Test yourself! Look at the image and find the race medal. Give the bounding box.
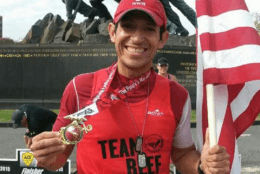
[60,103,98,144]
[138,153,147,168]
[85,124,93,132]
[136,136,143,152]
[60,121,85,144]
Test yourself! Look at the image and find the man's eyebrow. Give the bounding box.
[144,22,156,27]
[148,22,156,26]
[143,19,157,26]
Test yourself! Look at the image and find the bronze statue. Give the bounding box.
[160,0,197,36]
[89,0,115,21]
[62,0,195,37]
[88,0,194,36]
[62,0,99,22]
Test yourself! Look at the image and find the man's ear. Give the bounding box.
[158,31,169,49]
[108,23,116,43]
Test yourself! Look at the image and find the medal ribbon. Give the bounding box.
[67,63,151,120]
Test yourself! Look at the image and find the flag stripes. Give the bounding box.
[198,4,260,85]
[196,0,260,173]
[196,0,248,17]
[201,28,260,51]
[232,82,260,137]
[231,81,260,121]
[203,63,260,85]
[198,10,255,35]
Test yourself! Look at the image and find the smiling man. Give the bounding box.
[30,0,230,173]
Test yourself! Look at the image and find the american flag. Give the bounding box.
[195,0,260,173]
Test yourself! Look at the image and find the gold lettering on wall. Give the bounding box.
[177,61,197,88]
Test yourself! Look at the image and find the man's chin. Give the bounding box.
[124,60,146,69]
[125,64,150,75]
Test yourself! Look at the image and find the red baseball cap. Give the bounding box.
[114,0,167,30]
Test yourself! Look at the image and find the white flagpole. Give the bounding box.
[206,84,217,147]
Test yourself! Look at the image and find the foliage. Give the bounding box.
[0,109,59,122]
[254,21,260,33]
[253,13,260,35]
[0,38,14,44]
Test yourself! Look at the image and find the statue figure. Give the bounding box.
[88,0,194,36]
[166,19,178,35]
[88,0,177,35]
[62,0,99,22]
[62,0,194,37]
[160,0,197,36]
[89,0,115,21]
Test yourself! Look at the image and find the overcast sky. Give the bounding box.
[0,0,259,41]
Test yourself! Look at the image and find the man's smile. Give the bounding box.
[125,46,147,54]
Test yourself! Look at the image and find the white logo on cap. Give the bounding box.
[132,0,145,6]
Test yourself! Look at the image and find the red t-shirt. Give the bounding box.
[53,68,193,174]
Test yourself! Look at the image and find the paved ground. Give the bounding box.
[190,125,260,174]
[0,127,77,173]
[0,125,259,173]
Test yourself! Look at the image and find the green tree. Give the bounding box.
[255,21,260,36]
[253,13,260,35]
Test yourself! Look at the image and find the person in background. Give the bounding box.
[157,57,178,82]
[11,104,57,148]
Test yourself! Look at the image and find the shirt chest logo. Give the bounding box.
[147,109,164,117]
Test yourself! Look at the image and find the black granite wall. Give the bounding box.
[0,44,196,109]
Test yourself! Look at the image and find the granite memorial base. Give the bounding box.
[0,43,196,109]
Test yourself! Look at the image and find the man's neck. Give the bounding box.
[117,64,151,79]
[158,72,167,78]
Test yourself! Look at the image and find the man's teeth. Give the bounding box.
[127,47,145,53]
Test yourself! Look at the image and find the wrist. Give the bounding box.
[37,156,57,171]
[198,161,205,174]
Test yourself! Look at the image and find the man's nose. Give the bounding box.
[130,29,144,43]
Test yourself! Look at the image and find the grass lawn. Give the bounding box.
[0,109,259,123]
[191,110,196,122]
[190,111,260,122]
[0,109,59,122]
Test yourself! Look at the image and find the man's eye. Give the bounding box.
[145,27,156,32]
